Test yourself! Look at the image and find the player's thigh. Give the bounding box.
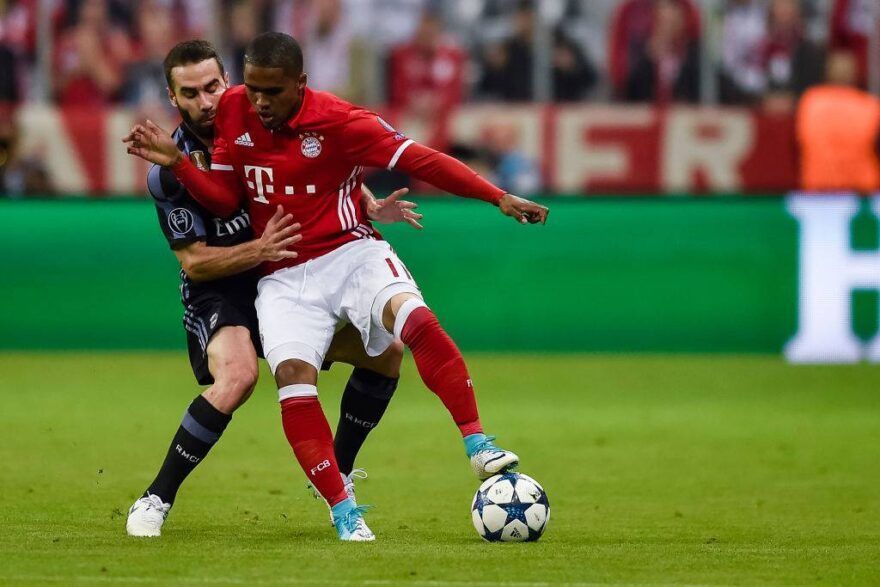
[256,268,338,375]
[326,323,403,378]
[335,240,421,358]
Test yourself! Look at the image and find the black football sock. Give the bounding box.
[145,394,231,505]
[334,368,398,475]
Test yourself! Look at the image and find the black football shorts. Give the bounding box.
[182,291,262,385]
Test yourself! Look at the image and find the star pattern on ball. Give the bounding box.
[471,473,550,542]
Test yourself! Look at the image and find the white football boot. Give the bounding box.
[308,468,368,525]
[332,500,376,542]
[466,434,520,480]
[126,494,171,537]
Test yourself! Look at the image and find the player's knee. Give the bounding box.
[372,340,403,379]
[211,362,259,411]
[383,294,429,339]
[274,358,317,388]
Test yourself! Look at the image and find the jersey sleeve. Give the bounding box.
[147,164,208,249]
[170,91,247,217]
[343,109,505,205]
[343,109,415,169]
[171,155,244,218]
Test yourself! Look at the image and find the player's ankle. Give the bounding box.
[459,421,483,438]
[463,433,489,457]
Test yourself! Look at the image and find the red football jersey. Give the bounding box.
[172,85,505,274]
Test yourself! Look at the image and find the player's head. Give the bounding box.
[243,32,307,130]
[164,40,229,136]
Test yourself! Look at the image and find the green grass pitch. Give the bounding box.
[1,353,878,585]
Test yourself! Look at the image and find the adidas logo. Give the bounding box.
[234,132,254,147]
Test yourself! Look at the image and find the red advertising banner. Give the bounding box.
[15,104,799,195]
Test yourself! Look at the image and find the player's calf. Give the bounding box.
[382,292,519,478]
[274,359,351,517]
[127,327,256,537]
[383,293,482,436]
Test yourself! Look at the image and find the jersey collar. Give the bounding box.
[283,87,312,132]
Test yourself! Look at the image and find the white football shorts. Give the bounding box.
[256,239,421,373]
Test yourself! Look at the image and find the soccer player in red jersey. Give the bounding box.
[125,32,549,541]
[125,41,424,538]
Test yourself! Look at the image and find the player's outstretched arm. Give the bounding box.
[361,185,424,229]
[175,206,301,282]
[395,144,549,225]
[123,119,243,217]
[343,113,547,225]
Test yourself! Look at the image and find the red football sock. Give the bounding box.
[400,306,483,437]
[280,396,348,506]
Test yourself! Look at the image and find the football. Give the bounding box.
[471,472,550,542]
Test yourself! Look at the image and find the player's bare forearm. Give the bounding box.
[175,206,301,281]
[175,240,266,282]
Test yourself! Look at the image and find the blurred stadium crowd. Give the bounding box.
[0,0,877,196]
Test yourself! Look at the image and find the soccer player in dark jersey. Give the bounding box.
[126,41,423,537]
[125,32,548,541]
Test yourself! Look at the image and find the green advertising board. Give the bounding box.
[0,196,876,355]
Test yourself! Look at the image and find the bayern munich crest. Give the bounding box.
[301,136,322,158]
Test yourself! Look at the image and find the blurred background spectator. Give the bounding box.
[478,0,537,101]
[829,0,872,88]
[797,49,880,192]
[481,122,541,194]
[720,0,768,105]
[551,25,598,101]
[225,0,261,85]
[624,0,700,103]
[477,0,597,102]
[298,0,356,98]
[53,0,133,106]
[609,0,700,99]
[389,10,464,114]
[123,1,175,107]
[760,0,825,113]
[389,10,465,147]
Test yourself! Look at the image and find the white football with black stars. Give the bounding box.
[471,472,549,542]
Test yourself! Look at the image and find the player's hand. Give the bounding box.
[122,119,185,167]
[499,193,549,225]
[366,188,424,229]
[258,205,302,262]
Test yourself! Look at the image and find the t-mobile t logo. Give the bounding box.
[310,459,331,476]
[244,165,274,204]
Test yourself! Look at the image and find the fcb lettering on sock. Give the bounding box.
[280,393,348,507]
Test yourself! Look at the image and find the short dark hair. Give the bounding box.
[244,32,304,78]
[163,40,226,90]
